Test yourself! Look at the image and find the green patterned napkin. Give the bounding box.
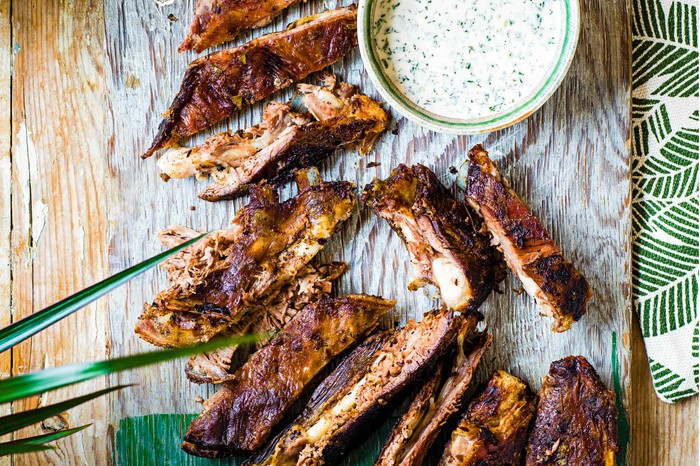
[632,0,699,402]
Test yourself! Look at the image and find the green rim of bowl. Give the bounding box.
[358,0,580,133]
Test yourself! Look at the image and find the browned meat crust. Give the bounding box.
[376,316,492,466]
[180,0,302,53]
[525,356,618,466]
[464,145,592,332]
[181,295,396,457]
[249,308,461,466]
[363,164,505,313]
[439,371,535,466]
[157,75,388,201]
[144,6,358,158]
[248,331,392,466]
[134,172,355,349]
[183,261,348,384]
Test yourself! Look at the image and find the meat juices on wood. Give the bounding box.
[144,6,358,157]
[464,145,592,332]
[363,164,505,313]
[182,295,396,457]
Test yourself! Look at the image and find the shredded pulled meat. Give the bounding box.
[134,169,356,349]
[157,75,388,201]
[363,164,505,313]
[464,145,592,332]
[439,371,536,466]
[184,261,348,384]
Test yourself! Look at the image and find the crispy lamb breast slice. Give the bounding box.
[250,308,461,466]
[184,261,348,384]
[182,295,396,458]
[525,356,618,466]
[464,145,592,332]
[248,331,393,466]
[363,164,505,312]
[157,76,388,201]
[376,316,492,466]
[144,6,358,157]
[134,171,355,348]
[179,0,303,53]
[439,370,535,466]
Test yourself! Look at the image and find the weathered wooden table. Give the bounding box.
[0,1,697,464]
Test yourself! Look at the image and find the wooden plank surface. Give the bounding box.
[0,0,695,464]
[7,1,111,464]
[0,0,11,457]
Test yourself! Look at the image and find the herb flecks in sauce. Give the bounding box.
[372,0,563,119]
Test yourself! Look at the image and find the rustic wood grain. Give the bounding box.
[2,0,696,464]
[630,317,699,465]
[0,0,11,457]
[8,1,111,464]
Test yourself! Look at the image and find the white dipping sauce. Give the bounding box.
[372,0,563,119]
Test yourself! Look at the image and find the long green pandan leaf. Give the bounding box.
[0,233,209,354]
[0,386,125,436]
[0,444,54,455]
[0,425,91,456]
[0,334,259,404]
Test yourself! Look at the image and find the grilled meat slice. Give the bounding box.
[439,371,535,466]
[179,0,303,53]
[157,75,388,201]
[251,308,461,466]
[182,295,396,457]
[525,356,618,466]
[134,171,356,348]
[464,145,592,332]
[248,331,393,466]
[144,6,358,158]
[376,318,492,466]
[184,261,348,384]
[363,164,505,312]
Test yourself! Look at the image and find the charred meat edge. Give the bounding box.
[376,317,492,466]
[525,356,618,466]
[247,331,392,466]
[181,295,396,457]
[180,0,303,53]
[144,6,358,157]
[363,164,505,313]
[438,370,535,466]
[250,308,461,466]
[157,75,389,201]
[464,145,592,332]
[134,170,356,348]
[184,261,348,384]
